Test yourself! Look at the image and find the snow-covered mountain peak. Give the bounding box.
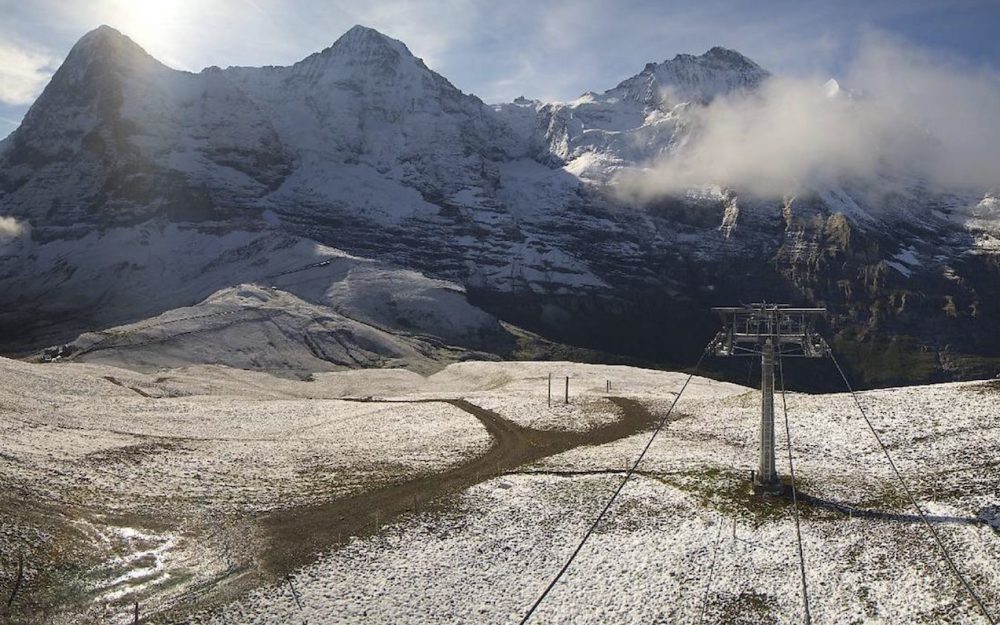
[702,46,761,67]
[62,24,163,77]
[609,46,769,109]
[307,25,416,71]
[530,46,769,169]
[0,24,174,176]
[285,23,437,88]
[331,25,414,58]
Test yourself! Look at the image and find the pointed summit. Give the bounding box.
[332,25,413,56]
[64,25,160,72]
[290,24,431,86]
[702,46,762,69]
[609,46,769,108]
[43,24,167,95]
[311,24,418,67]
[76,24,130,45]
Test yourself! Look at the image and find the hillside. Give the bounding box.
[1,357,996,623]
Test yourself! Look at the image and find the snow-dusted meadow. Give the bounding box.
[1,357,998,624]
[192,368,999,624]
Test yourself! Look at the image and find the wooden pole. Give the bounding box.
[548,373,552,407]
[564,376,569,404]
[134,601,139,624]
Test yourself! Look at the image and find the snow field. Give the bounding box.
[3,357,997,623]
[2,388,491,514]
[0,357,495,622]
[193,470,999,624]
[191,371,999,624]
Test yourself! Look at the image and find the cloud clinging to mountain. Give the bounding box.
[616,33,1000,199]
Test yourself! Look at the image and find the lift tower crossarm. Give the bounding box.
[709,303,828,494]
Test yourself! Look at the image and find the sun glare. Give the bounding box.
[97,0,192,68]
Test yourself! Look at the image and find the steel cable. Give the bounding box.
[830,352,996,625]
[778,355,812,624]
[518,346,711,624]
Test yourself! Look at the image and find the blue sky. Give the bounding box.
[1,0,998,138]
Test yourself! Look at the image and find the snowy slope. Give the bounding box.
[0,355,493,622]
[60,284,491,374]
[0,220,511,359]
[1,24,999,383]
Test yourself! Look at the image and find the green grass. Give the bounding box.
[713,590,778,625]
[831,333,939,387]
[649,467,836,524]
[857,483,910,511]
[966,379,1000,396]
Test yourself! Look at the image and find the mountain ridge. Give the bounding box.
[607,45,770,109]
[2,24,999,388]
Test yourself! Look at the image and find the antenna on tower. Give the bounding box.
[709,303,828,495]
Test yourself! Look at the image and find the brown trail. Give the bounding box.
[260,396,659,578]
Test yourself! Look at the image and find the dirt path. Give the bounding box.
[259,396,659,578]
[152,396,665,620]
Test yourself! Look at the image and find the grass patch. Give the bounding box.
[941,353,1000,380]
[649,467,838,524]
[831,333,939,387]
[856,483,910,511]
[709,590,778,625]
[966,379,1000,395]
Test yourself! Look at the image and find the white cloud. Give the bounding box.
[0,216,29,240]
[616,33,1000,199]
[847,32,1000,190]
[0,41,58,105]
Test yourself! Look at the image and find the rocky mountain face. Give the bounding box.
[1,25,998,387]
